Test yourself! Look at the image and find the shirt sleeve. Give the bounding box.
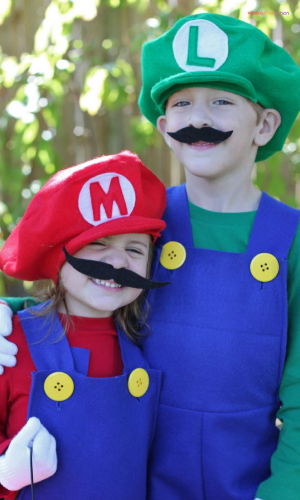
[256,222,300,500]
[0,298,36,315]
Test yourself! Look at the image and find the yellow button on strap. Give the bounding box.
[250,253,279,283]
[128,368,149,398]
[160,241,186,270]
[44,372,74,402]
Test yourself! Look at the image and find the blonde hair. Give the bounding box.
[247,99,265,124]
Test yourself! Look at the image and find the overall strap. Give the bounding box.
[18,305,75,372]
[158,184,194,247]
[117,324,150,372]
[246,192,300,259]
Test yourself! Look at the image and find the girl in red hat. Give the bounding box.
[0,151,167,500]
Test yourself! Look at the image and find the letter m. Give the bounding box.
[89,177,128,221]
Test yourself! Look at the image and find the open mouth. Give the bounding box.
[191,140,216,145]
[90,278,122,288]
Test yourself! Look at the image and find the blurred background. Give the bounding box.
[0,0,299,296]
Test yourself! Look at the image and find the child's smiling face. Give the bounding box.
[59,233,151,318]
[157,87,280,184]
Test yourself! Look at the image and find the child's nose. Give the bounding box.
[188,103,213,128]
[101,249,128,269]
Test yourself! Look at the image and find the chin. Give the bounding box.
[186,165,224,179]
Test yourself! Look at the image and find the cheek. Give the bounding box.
[169,117,185,132]
[128,288,143,303]
[130,257,149,279]
[59,266,69,287]
[169,140,185,158]
[140,259,150,278]
[233,128,255,148]
[165,110,185,128]
[118,287,143,310]
[60,266,85,290]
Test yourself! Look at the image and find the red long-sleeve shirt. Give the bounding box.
[0,313,123,499]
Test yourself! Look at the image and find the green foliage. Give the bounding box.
[0,0,300,295]
[0,0,13,25]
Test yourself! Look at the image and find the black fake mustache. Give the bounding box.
[167,126,233,144]
[63,248,170,290]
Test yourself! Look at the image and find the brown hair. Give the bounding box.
[247,99,265,124]
[29,244,153,344]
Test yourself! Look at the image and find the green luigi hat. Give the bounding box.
[138,13,300,161]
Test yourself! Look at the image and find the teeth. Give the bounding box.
[192,141,212,145]
[91,278,122,288]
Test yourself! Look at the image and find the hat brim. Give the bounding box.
[151,71,257,117]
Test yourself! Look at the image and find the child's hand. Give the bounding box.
[0,417,57,490]
[0,302,17,375]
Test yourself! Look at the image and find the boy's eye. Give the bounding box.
[214,99,232,105]
[173,100,190,107]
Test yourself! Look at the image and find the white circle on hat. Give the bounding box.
[173,19,228,72]
[78,172,136,226]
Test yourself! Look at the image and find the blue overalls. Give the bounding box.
[144,184,300,500]
[17,308,162,500]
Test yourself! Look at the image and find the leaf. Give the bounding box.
[22,120,39,145]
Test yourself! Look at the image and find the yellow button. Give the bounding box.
[128,368,149,398]
[250,253,279,282]
[44,372,74,402]
[160,241,186,270]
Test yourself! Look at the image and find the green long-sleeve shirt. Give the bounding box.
[3,198,300,499]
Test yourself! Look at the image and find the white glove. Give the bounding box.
[0,303,17,375]
[0,417,57,490]
[0,302,13,337]
[0,334,18,375]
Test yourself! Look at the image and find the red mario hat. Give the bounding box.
[0,151,166,282]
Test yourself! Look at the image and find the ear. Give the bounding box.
[157,115,172,148]
[254,109,282,147]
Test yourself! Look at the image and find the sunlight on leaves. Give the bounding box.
[0,0,12,25]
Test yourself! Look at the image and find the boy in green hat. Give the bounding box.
[137,13,300,500]
[0,12,300,500]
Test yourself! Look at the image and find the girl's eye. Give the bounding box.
[89,241,106,247]
[214,99,232,105]
[127,248,143,255]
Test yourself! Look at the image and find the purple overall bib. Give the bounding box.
[17,308,162,499]
[144,185,300,500]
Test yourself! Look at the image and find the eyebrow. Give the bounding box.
[127,240,149,249]
[96,237,149,249]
